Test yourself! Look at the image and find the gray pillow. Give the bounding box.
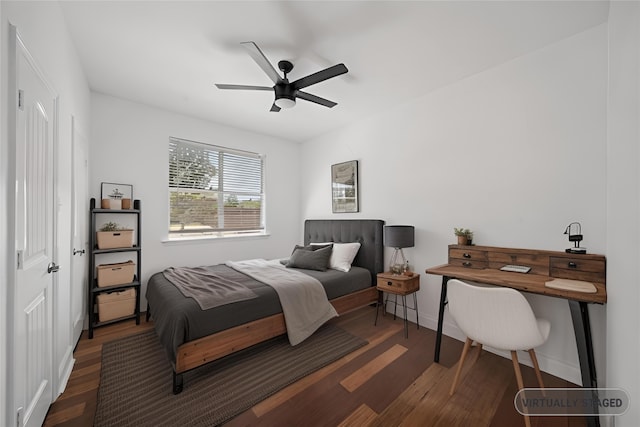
[290,244,332,254]
[280,244,333,265]
[286,244,333,271]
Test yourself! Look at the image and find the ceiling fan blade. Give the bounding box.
[241,41,282,85]
[296,91,337,108]
[270,103,281,112]
[292,63,348,90]
[215,84,272,91]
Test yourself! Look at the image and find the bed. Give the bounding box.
[146,219,385,393]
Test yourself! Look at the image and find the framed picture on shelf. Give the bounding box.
[100,182,133,209]
[331,160,359,213]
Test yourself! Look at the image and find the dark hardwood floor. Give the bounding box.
[44,307,587,426]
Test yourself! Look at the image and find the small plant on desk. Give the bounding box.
[454,228,473,245]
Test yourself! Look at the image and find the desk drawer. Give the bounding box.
[550,256,606,283]
[448,259,488,269]
[449,248,488,262]
[449,248,488,269]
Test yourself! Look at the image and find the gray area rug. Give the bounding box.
[94,324,367,426]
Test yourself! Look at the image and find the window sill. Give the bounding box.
[161,232,270,245]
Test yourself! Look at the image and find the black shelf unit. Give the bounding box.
[88,197,141,338]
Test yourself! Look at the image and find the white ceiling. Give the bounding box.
[59,1,609,142]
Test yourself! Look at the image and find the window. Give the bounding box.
[168,137,265,239]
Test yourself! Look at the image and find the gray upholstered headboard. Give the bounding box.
[304,219,385,286]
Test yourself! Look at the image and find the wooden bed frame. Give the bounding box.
[170,219,385,393]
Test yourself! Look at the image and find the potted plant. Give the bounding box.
[97,221,134,249]
[454,228,473,245]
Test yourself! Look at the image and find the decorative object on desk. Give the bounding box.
[384,225,415,274]
[101,182,133,210]
[453,227,473,245]
[563,222,587,254]
[331,160,359,213]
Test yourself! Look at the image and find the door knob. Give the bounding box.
[47,262,60,274]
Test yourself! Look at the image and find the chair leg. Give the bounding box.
[474,343,483,363]
[511,351,531,427]
[528,349,545,390]
[450,337,473,396]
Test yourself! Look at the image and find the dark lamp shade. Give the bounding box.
[384,225,415,249]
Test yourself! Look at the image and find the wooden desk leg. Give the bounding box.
[434,276,449,363]
[568,300,600,427]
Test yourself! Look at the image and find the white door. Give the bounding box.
[70,117,88,344]
[12,28,58,427]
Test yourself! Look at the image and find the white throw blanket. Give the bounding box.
[226,259,338,345]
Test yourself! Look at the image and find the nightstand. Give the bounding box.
[374,272,420,338]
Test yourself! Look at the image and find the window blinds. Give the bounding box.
[169,137,264,236]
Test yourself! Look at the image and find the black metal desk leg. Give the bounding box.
[568,300,600,427]
[402,295,408,338]
[374,291,380,326]
[414,293,419,330]
[434,276,449,363]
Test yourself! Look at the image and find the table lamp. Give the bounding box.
[384,225,415,274]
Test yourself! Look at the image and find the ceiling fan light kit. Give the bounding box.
[215,41,348,112]
[274,97,296,109]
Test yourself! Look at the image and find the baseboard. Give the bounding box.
[73,313,84,345]
[56,346,75,397]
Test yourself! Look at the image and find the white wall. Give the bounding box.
[0,1,91,425]
[606,2,640,426]
[0,2,5,424]
[90,93,302,308]
[301,24,608,384]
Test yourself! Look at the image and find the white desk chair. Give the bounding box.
[447,279,551,427]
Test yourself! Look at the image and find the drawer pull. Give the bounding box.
[463,253,471,258]
[462,262,472,267]
[568,262,577,269]
[387,281,393,286]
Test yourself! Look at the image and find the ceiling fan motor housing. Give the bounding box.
[274,83,296,104]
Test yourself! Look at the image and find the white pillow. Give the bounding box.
[311,242,361,272]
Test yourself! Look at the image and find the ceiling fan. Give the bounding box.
[215,41,348,112]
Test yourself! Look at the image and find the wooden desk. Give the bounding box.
[427,245,606,427]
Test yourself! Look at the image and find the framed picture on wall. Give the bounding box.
[331,160,359,213]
